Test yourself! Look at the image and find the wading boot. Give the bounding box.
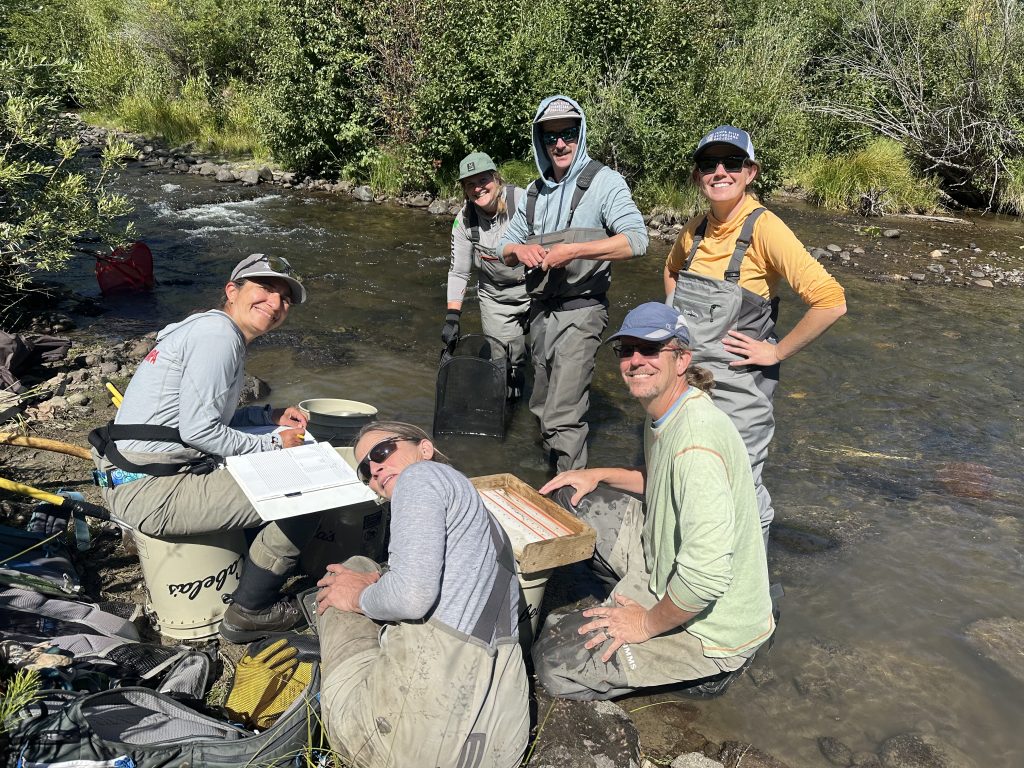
[220,563,304,643]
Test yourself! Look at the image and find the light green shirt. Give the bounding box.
[643,388,773,656]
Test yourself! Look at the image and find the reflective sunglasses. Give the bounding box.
[356,438,414,483]
[541,126,580,146]
[611,341,684,359]
[232,254,300,280]
[695,155,749,174]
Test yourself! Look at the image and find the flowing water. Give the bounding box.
[58,169,1023,766]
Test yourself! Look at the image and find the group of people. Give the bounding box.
[89,94,846,767]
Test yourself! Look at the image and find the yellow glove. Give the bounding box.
[225,638,299,729]
[252,660,313,729]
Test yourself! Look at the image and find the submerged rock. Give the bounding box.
[964,617,1024,684]
[818,736,854,766]
[719,741,792,768]
[878,732,963,768]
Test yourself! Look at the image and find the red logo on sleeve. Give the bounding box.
[144,349,159,364]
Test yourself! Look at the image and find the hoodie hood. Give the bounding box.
[532,95,591,189]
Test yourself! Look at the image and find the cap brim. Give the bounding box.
[535,113,581,124]
[693,141,753,161]
[604,327,676,344]
[237,270,307,304]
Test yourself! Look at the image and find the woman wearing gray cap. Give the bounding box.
[89,254,316,641]
[441,152,529,397]
[664,126,847,545]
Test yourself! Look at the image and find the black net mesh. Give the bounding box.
[433,335,509,438]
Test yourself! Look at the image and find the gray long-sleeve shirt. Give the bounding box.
[359,461,518,638]
[113,310,275,463]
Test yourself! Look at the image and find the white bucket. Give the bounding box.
[133,529,247,640]
[298,398,377,446]
[516,565,552,645]
[299,448,388,578]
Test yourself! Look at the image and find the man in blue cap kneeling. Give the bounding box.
[533,302,775,699]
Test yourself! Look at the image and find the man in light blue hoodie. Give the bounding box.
[500,95,647,472]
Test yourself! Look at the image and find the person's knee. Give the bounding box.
[341,555,382,574]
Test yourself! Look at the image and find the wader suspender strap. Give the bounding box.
[684,207,767,283]
[88,422,220,477]
[466,185,517,245]
[524,160,605,237]
[469,515,517,643]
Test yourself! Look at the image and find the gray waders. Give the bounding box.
[467,185,531,372]
[321,518,528,768]
[670,208,779,543]
[523,160,611,472]
[532,485,753,700]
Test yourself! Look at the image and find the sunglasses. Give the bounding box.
[356,438,414,484]
[232,254,301,280]
[541,126,580,146]
[611,341,684,359]
[695,155,749,174]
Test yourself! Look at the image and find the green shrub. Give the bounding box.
[794,138,940,214]
[499,159,538,190]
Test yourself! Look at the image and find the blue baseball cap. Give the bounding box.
[606,302,690,347]
[693,125,756,162]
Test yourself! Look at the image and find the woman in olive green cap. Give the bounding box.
[441,152,529,398]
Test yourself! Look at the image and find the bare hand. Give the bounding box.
[316,563,381,614]
[507,243,546,269]
[541,243,577,270]
[538,469,602,505]
[278,427,306,449]
[272,406,308,428]
[580,594,653,662]
[723,330,781,367]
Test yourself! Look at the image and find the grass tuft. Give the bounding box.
[792,138,940,215]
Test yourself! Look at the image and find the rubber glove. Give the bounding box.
[26,502,70,536]
[224,638,299,729]
[441,309,461,346]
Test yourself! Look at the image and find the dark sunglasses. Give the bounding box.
[232,254,300,280]
[356,438,413,483]
[611,341,684,359]
[695,155,749,174]
[541,126,580,146]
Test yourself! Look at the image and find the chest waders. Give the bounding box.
[465,185,527,299]
[325,518,528,768]
[465,186,530,378]
[521,159,611,472]
[670,208,779,537]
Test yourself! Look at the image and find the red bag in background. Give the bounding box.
[95,242,154,295]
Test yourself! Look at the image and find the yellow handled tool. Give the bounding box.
[105,381,123,408]
[0,476,110,521]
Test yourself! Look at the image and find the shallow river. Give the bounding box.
[59,169,1023,766]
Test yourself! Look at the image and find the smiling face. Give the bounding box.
[542,118,581,181]
[354,430,433,499]
[617,336,693,418]
[462,171,501,213]
[692,144,759,221]
[224,277,292,343]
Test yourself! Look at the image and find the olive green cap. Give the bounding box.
[458,152,497,181]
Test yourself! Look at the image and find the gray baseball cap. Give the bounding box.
[534,98,582,124]
[458,152,497,181]
[693,125,756,162]
[230,254,307,305]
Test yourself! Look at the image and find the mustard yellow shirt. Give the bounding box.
[665,195,846,309]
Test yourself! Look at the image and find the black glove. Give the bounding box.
[441,309,461,346]
[26,502,71,536]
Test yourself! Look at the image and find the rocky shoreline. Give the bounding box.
[71,116,1024,291]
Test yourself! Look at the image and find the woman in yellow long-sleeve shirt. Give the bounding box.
[664,126,847,545]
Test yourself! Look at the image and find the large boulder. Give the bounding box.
[353,185,374,202]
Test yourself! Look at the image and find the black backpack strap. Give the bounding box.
[469,514,516,643]
[89,422,219,477]
[524,178,545,237]
[725,207,767,282]
[565,160,605,227]
[465,201,480,245]
[683,217,709,271]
